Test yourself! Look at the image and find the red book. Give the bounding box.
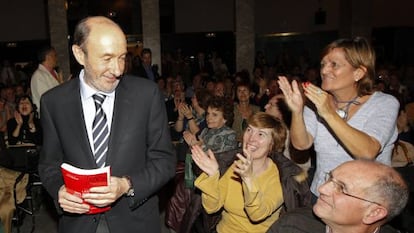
[61,163,111,214]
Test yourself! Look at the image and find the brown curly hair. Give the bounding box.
[207,96,234,127]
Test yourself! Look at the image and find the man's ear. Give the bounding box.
[362,205,388,225]
[72,45,85,66]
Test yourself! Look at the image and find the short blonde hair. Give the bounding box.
[321,37,376,96]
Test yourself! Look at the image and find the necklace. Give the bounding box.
[334,96,360,120]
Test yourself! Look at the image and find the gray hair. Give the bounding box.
[367,166,409,221]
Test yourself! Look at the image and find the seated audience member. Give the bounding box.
[156,77,169,101]
[204,78,216,94]
[173,89,212,161]
[397,107,414,144]
[165,79,187,123]
[14,84,26,99]
[190,112,288,233]
[214,80,225,97]
[7,95,42,145]
[165,76,175,100]
[165,94,237,233]
[183,96,237,154]
[232,82,261,143]
[0,97,11,138]
[175,88,212,137]
[223,75,235,101]
[254,75,270,110]
[3,87,16,116]
[267,159,409,233]
[185,74,203,99]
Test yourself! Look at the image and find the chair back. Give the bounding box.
[3,145,39,173]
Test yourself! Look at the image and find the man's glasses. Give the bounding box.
[324,172,382,206]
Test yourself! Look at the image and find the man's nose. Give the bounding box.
[318,179,334,196]
[111,59,124,77]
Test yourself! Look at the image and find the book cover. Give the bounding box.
[61,163,111,214]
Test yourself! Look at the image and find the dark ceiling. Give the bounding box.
[67,0,175,35]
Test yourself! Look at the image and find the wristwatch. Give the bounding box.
[123,176,135,197]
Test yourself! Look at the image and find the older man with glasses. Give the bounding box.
[267,159,409,233]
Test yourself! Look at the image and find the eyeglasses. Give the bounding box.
[324,172,382,206]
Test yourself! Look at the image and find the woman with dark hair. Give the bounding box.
[278,37,399,199]
[175,88,212,137]
[190,112,287,233]
[232,82,261,143]
[183,96,237,154]
[7,95,42,145]
[166,96,237,232]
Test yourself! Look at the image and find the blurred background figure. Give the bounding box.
[7,95,42,145]
[30,45,62,115]
[136,48,160,82]
[0,60,17,86]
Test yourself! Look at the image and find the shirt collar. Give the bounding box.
[79,69,115,100]
[325,225,380,233]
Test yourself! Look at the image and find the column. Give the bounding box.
[235,0,255,74]
[141,0,161,76]
[47,0,70,80]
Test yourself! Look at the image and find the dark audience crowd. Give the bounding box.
[0,37,413,233]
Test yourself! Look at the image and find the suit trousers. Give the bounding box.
[96,215,110,233]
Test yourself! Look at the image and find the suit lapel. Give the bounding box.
[106,79,132,165]
[64,79,96,165]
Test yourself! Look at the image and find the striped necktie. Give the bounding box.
[92,94,109,168]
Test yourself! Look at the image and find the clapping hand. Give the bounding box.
[233,149,253,179]
[301,81,334,118]
[190,145,219,177]
[183,130,198,146]
[278,76,304,114]
[14,111,23,125]
[178,103,193,119]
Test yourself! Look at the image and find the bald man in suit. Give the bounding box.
[38,16,176,233]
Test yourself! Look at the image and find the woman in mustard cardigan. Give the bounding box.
[190,112,286,233]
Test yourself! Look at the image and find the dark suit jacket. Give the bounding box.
[267,207,399,233]
[38,75,176,233]
[136,64,160,81]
